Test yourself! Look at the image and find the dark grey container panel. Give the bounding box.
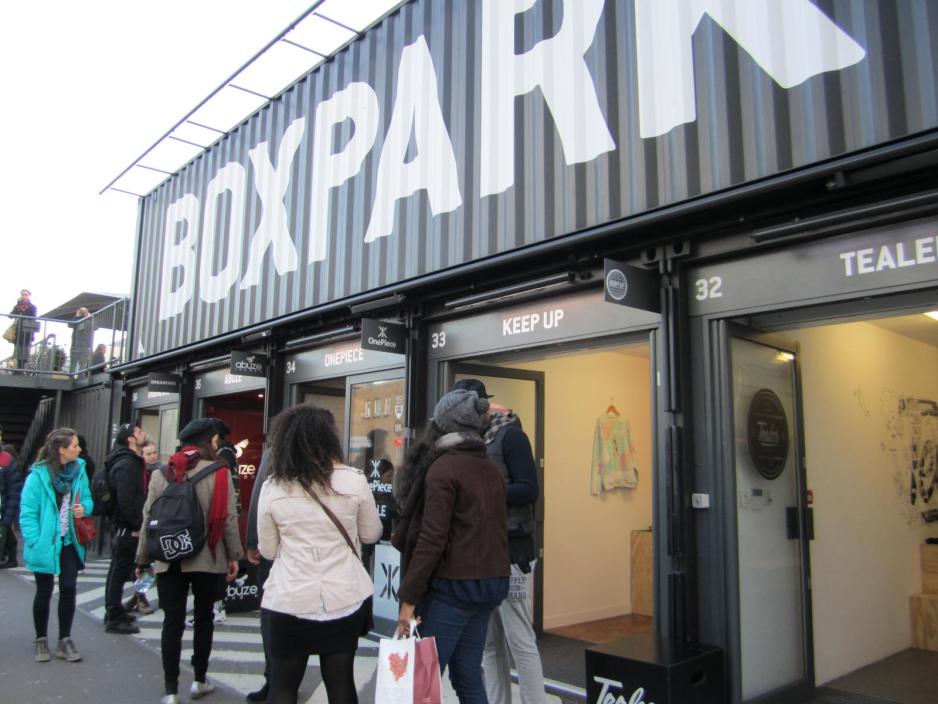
[133,0,938,359]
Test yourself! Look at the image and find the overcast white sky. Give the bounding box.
[0,0,314,319]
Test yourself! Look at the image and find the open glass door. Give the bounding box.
[449,362,546,634]
[345,369,406,624]
[721,323,814,704]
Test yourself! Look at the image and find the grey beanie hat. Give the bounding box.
[432,389,490,434]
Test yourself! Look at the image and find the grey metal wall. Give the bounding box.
[133,0,938,358]
[58,383,117,471]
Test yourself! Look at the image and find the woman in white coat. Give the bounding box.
[258,404,382,704]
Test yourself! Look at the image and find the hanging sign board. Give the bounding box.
[230,351,268,378]
[603,259,660,313]
[147,372,182,394]
[361,319,406,354]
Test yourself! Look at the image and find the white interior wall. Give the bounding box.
[511,348,653,629]
[795,321,937,684]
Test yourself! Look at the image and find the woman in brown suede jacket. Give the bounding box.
[392,389,509,704]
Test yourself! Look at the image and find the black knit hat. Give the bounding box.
[178,418,218,445]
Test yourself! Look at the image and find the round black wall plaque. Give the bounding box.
[747,388,789,480]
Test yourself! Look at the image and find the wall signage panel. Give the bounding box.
[360,319,406,354]
[193,366,266,398]
[688,217,938,317]
[131,0,938,359]
[285,342,402,382]
[230,350,269,378]
[427,290,659,361]
[132,387,180,409]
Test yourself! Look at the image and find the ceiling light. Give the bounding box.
[923,311,938,321]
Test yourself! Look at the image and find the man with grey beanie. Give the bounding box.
[392,388,510,703]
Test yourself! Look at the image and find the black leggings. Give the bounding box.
[269,652,357,704]
[33,543,81,640]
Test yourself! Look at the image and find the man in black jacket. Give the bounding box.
[103,423,148,634]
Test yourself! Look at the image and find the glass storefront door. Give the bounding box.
[722,324,814,704]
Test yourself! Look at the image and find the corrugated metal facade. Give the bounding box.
[132,0,938,359]
[58,383,118,471]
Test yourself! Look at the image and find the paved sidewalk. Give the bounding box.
[0,561,247,704]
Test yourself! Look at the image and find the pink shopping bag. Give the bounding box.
[413,636,442,704]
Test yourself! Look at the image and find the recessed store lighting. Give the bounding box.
[257,393,265,398]
[923,311,938,321]
[774,351,795,362]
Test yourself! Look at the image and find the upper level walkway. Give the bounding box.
[1,297,128,392]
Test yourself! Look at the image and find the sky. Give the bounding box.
[0,0,315,320]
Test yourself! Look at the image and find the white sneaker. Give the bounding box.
[190,679,215,699]
[213,605,226,624]
[159,695,179,704]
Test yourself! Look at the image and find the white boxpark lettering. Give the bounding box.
[634,0,866,138]
[838,236,938,276]
[199,162,247,304]
[241,117,306,288]
[156,0,868,320]
[480,0,614,197]
[501,308,565,336]
[365,36,461,243]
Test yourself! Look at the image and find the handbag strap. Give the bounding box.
[302,484,359,558]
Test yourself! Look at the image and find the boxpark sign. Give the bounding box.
[131,0,933,357]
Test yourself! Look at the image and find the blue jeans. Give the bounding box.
[419,588,501,704]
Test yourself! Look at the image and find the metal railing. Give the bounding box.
[1,299,129,377]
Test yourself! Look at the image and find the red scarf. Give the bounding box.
[167,446,229,560]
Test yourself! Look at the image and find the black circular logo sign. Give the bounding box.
[605,268,628,301]
[746,388,789,480]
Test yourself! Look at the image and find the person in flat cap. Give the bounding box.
[391,389,509,701]
[135,418,242,703]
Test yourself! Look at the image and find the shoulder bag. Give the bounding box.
[73,489,98,545]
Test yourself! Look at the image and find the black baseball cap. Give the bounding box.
[452,378,493,399]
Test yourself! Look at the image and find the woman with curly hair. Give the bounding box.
[258,404,382,704]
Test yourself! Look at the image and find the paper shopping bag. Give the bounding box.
[376,634,416,704]
[413,636,442,704]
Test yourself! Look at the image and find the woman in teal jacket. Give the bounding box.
[20,427,94,664]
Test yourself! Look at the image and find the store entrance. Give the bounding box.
[725,301,938,704]
[201,389,266,544]
[442,336,655,688]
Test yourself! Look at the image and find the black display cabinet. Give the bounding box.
[585,634,724,704]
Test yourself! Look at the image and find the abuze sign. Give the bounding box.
[230,350,268,378]
[134,0,930,358]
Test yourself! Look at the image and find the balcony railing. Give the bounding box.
[1,299,128,378]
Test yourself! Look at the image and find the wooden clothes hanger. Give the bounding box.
[606,398,619,415]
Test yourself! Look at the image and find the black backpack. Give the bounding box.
[146,462,226,563]
[90,462,116,517]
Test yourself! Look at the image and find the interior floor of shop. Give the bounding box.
[807,649,938,704]
[546,613,654,643]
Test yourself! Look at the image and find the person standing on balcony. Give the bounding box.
[69,307,93,372]
[11,289,37,369]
